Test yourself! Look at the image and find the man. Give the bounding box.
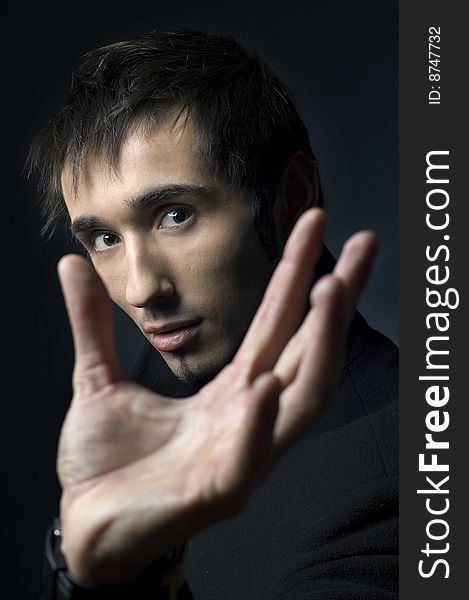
[29,30,398,599]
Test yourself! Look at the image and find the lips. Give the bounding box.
[147,320,202,352]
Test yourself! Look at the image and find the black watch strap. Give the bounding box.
[42,518,184,600]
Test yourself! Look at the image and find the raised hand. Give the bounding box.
[56,208,376,585]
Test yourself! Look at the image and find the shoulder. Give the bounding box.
[305,313,399,479]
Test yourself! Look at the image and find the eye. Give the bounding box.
[92,232,120,252]
[159,207,194,229]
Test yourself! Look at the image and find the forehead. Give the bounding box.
[61,118,213,217]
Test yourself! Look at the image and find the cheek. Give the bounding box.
[178,224,271,306]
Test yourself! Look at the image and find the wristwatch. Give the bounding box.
[42,518,183,600]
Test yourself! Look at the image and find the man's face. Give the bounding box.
[62,120,280,385]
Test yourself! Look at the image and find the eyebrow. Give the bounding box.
[70,183,215,239]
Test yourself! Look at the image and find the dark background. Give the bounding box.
[3,1,397,597]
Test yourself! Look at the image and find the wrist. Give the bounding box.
[59,491,190,585]
[59,495,142,585]
[44,518,183,599]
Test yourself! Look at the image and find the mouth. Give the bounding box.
[146,319,203,352]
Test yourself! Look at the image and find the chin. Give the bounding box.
[168,346,235,389]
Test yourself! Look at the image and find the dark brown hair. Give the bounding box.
[27,29,322,256]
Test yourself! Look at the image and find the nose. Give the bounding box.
[125,240,175,308]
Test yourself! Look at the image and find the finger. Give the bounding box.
[272,315,309,390]
[273,231,377,388]
[235,208,326,379]
[333,230,378,322]
[219,373,281,496]
[273,275,347,453]
[57,254,122,394]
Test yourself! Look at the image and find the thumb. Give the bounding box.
[57,254,123,394]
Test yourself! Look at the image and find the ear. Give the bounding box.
[274,151,321,240]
